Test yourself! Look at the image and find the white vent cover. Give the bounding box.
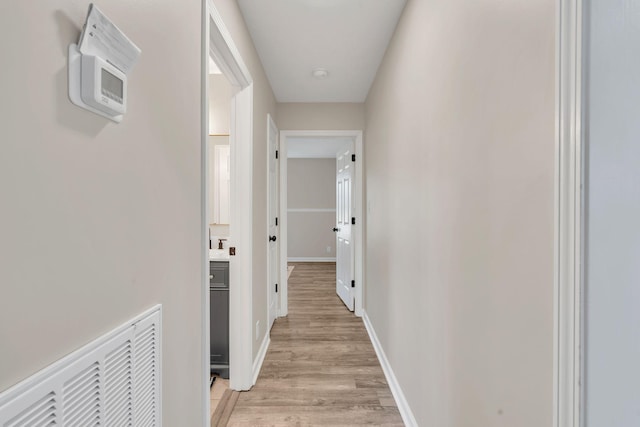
[0,305,162,427]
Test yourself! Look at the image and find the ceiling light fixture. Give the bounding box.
[312,68,329,79]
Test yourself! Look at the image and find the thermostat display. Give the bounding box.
[81,54,127,116]
[101,68,123,102]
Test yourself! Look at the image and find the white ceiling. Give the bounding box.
[287,136,354,158]
[237,0,407,103]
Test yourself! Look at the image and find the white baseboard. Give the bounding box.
[362,311,418,427]
[287,257,336,262]
[252,334,270,385]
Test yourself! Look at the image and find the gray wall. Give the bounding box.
[0,1,203,424]
[287,158,336,259]
[364,0,556,425]
[584,1,640,424]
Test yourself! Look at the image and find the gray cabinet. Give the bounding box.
[210,261,229,378]
[210,262,228,288]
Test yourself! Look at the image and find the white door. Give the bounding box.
[267,115,280,330]
[335,141,355,311]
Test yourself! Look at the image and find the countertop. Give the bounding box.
[209,249,230,261]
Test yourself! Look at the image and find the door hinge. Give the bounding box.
[351,280,355,288]
[351,154,356,162]
[229,247,236,256]
[275,217,278,226]
[275,283,278,293]
[351,217,356,225]
[275,150,279,159]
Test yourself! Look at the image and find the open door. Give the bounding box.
[267,115,280,330]
[335,140,355,311]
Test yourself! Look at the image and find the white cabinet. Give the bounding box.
[209,136,230,225]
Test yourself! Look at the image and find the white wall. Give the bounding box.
[209,73,232,135]
[208,69,232,239]
[364,0,555,425]
[287,158,336,259]
[212,0,278,360]
[277,103,364,130]
[0,1,203,424]
[584,1,640,424]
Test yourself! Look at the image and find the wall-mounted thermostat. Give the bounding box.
[68,4,140,123]
[81,54,127,116]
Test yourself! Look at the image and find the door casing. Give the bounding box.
[202,2,255,425]
[278,130,364,317]
[554,0,584,426]
[266,114,280,330]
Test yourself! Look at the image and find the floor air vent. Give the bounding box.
[0,305,161,427]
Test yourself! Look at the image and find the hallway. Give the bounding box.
[226,262,404,426]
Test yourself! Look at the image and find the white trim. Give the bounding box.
[200,1,211,423]
[157,306,163,427]
[362,311,418,427]
[279,133,289,317]
[228,84,255,392]
[203,7,254,427]
[354,131,364,317]
[287,208,336,213]
[280,130,364,318]
[554,0,584,426]
[207,6,250,88]
[288,257,337,263]
[252,335,271,385]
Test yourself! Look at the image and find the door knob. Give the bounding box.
[332,227,339,232]
[269,235,277,242]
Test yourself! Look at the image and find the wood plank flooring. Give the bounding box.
[226,262,404,426]
[212,389,241,427]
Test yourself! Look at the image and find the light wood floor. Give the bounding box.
[210,376,230,418]
[226,262,404,426]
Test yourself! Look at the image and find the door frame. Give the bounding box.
[554,0,584,425]
[266,114,280,329]
[279,130,364,317]
[202,1,254,425]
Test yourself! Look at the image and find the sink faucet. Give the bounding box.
[218,238,227,250]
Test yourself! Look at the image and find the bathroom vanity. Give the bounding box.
[209,253,229,379]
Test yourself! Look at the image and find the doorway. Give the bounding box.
[278,130,364,317]
[202,1,255,425]
[207,54,232,417]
